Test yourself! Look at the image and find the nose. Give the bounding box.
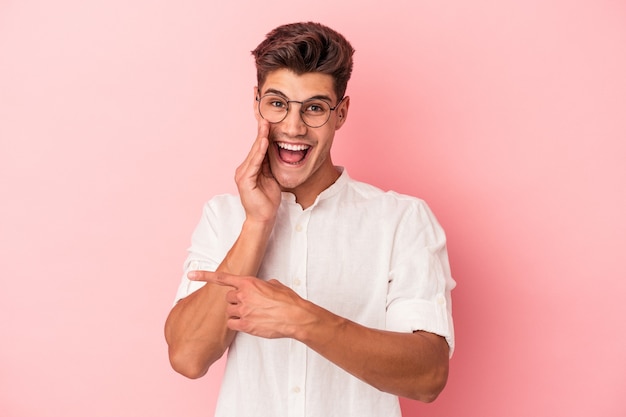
[281,103,307,136]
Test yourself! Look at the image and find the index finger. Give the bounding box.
[187,270,241,289]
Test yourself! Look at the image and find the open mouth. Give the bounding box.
[275,142,311,165]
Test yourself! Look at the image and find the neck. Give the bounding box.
[284,166,341,209]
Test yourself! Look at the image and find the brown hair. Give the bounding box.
[251,22,355,100]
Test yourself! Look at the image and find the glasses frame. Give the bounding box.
[256,94,345,128]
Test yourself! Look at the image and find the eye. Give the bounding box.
[261,95,288,113]
[269,99,287,109]
[303,101,328,114]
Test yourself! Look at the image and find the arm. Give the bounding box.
[191,272,450,402]
[164,121,281,379]
[295,298,449,402]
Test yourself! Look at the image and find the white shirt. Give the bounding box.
[175,168,455,417]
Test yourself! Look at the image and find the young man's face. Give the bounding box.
[254,68,349,205]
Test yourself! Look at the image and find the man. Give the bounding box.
[165,22,455,417]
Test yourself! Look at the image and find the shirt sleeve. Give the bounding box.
[385,200,456,356]
[173,196,244,304]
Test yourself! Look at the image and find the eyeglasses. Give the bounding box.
[256,94,345,128]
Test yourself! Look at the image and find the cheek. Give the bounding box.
[317,131,335,152]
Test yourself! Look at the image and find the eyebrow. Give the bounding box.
[262,88,333,103]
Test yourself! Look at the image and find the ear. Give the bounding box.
[334,96,350,131]
[253,86,261,121]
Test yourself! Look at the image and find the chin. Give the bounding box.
[274,173,305,192]
[268,159,301,187]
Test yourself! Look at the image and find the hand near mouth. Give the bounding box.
[235,120,282,225]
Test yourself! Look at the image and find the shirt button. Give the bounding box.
[437,295,446,305]
[295,224,303,232]
[189,261,199,270]
[292,386,301,393]
[293,278,301,286]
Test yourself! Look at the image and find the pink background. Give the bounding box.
[1,1,625,416]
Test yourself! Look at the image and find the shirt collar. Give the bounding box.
[281,166,350,208]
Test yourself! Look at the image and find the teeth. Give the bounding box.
[277,142,310,151]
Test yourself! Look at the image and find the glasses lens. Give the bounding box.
[259,95,288,124]
[300,99,331,128]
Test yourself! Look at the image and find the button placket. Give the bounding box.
[290,211,310,298]
[287,338,306,416]
[286,210,309,417]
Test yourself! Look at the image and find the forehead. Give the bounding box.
[260,69,336,101]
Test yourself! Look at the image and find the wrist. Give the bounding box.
[293,300,345,347]
[241,216,275,238]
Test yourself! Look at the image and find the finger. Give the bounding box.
[260,151,274,179]
[235,121,270,183]
[257,118,270,142]
[246,121,271,173]
[226,318,243,331]
[243,120,270,168]
[187,270,217,283]
[187,270,240,288]
[225,289,240,304]
[225,304,241,319]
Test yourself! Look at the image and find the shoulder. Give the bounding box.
[341,177,443,230]
[343,177,430,212]
[205,193,241,207]
[201,193,245,220]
